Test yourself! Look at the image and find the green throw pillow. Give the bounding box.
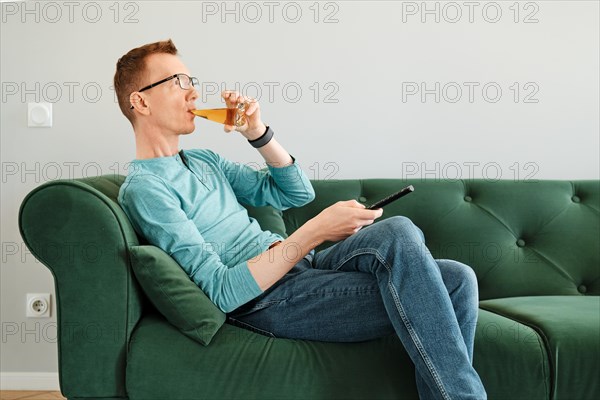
[129,245,226,346]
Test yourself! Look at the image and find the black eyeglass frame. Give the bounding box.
[129,73,199,109]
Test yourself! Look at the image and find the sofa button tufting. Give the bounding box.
[578,284,587,293]
[464,195,472,202]
[572,195,581,203]
[517,239,526,247]
[358,196,367,203]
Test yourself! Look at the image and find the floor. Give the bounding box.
[0,392,66,400]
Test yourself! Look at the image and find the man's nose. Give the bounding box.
[188,87,199,102]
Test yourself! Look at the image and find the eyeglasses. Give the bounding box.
[130,73,199,109]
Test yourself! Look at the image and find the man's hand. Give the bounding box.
[247,200,382,292]
[222,91,266,140]
[308,200,384,243]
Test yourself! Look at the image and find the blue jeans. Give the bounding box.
[227,216,487,399]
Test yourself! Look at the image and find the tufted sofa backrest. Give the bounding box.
[283,179,600,300]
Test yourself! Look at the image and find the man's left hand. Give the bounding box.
[222,91,266,140]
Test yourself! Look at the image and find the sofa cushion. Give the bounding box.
[125,309,551,400]
[474,309,550,399]
[126,313,418,400]
[129,245,226,346]
[479,296,600,400]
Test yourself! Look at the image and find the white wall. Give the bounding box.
[1,0,598,389]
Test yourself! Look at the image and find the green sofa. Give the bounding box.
[19,175,599,400]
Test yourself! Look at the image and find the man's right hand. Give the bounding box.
[308,200,384,243]
[247,200,383,292]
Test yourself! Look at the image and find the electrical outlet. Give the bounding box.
[26,293,51,318]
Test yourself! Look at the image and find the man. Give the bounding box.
[116,39,487,399]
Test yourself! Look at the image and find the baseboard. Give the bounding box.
[0,372,60,390]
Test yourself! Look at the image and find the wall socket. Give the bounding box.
[26,293,51,318]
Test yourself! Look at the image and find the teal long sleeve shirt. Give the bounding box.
[118,148,315,313]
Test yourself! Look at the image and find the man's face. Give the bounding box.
[137,53,198,135]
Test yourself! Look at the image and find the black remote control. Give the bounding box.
[367,185,414,210]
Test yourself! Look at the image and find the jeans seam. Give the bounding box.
[250,300,284,309]
[396,227,454,400]
[252,287,381,311]
[227,316,276,338]
[294,287,380,299]
[333,246,452,400]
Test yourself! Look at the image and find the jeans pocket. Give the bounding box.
[226,316,276,338]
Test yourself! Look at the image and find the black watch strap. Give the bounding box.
[248,126,274,148]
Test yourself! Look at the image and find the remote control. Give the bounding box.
[367,185,414,210]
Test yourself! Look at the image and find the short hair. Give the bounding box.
[113,39,178,125]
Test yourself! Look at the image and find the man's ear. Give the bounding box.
[130,92,150,115]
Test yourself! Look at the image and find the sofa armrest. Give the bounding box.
[19,176,144,398]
